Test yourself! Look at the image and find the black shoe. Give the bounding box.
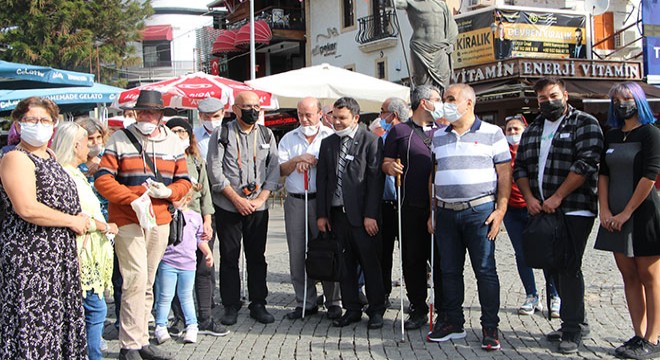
[427,322,467,342]
[249,303,275,324]
[326,305,342,320]
[221,306,239,326]
[615,335,644,356]
[198,319,230,336]
[547,327,591,342]
[559,332,581,354]
[404,310,428,330]
[482,327,501,351]
[368,313,384,329]
[286,306,318,320]
[138,344,173,360]
[621,338,660,359]
[167,317,184,337]
[333,311,362,327]
[119,349,142,360]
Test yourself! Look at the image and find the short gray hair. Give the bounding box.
[410,84,441,111]
[75,116,106,141]
[386,97,410,122]
[52,122,88,167]
[449,83,476,104]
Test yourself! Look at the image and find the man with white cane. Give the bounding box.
[278,97,341,320]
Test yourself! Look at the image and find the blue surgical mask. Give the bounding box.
[380,118,392,132]
[428,101,444,120]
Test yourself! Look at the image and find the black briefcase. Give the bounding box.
[305,231,343,282]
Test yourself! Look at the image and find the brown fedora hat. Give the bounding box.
[121,90,177,116]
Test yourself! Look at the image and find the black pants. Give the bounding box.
[112,250,123,327]
[402,204,443,313]
[381,201,398,297]
[331,207,385,316]
[557,215,594,335]
[216,207,269,308]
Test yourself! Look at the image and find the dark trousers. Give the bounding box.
[381,201,397,297]
[557,215,594,335]
[331,207,385,316]
[216,207,269,308]
[402,204,442,313]
[112,250,123,327]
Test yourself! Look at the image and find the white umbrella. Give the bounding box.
[246,63,410,113]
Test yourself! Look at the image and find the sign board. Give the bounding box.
[454,9,587,69]
[642,0,660,84]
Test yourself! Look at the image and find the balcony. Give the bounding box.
[123,60,196,84]
[355,10,399,53]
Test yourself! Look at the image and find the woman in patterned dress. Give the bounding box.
[0,97,88,359]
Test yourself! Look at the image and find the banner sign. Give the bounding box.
[642,0,660,83]
[454,10,587,69]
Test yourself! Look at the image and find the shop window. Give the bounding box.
[376,59,387,79]
[342,0,356,31]
[143,41,172,68]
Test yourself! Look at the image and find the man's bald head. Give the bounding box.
[297,97,323,127]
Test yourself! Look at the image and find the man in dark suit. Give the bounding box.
[317,97,386,329]
[568,28,586,59]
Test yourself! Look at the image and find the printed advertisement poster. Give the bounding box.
[642,0,660,81]
[454,10,587,69]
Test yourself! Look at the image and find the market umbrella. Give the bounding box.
[246,63,410,112]
[0,82,123,114]
[113,72,278,111]
[0,60,95,90]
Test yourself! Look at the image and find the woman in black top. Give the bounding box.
[596,82,660,359]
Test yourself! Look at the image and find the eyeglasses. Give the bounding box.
[21,116,54,125]
[171,129,188,135]
[236,104,261,111]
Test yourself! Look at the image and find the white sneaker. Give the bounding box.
[550,296,561,318]
[518,294,542,315]
[154,325,171,344]
[184,324,198,344]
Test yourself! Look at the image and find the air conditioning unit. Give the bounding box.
[468,0,495,9]
[614,30,638,48]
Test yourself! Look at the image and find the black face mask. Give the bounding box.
[539,99,565,121]
[240,108,259,125]
[614,101,637,120]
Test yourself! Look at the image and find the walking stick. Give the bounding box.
[241,250,247,302]
[429,181,436,333]
[302,169,309,319]
[396,159,405,341]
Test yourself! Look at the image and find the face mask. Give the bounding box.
[179,138,190,152]
[20,123,53,147]
[380,118,392,132]
[203,120,222,131]
[614,101,637,120]
[123,117,136,129]
[240,108,259,125]
[428,101,444,120]
[334,125,354,137]
[443,102,464,123]
[135,122,157,135]
[539,99,565,121]
[300,123,320,137]
[88,144,104,157]
[506,134,522,145]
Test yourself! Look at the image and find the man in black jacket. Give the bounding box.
[317,97,385,329]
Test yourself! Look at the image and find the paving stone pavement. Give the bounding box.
[102,203,630,359]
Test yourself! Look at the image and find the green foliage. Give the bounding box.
[0,0,153,86]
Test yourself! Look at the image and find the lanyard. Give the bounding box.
[235,127,258,185]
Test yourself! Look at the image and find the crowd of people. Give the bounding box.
[0,76,658,360]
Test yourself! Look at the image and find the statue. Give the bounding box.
[394,0,458,91]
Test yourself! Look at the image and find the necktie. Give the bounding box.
[334,136,351,199]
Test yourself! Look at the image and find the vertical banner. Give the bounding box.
[643,0,660,83]
[454,9,587,69]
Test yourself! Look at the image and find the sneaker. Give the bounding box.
[559,332,581,354]
[518,294,542,315]
[154,325,171,345]
[482,327,501,351]
[621,338,660,359]
[550,296,561,318]
[615,335,644,356]
[198,319,230,336]
[404,309,428,330]
[138,344,173,360]
[167,318,184,337]
[183,324,198,344]
[427,322,467,342]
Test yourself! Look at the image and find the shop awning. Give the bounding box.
[234,20,272,47]
[212,29,241,55]
[564,80,660,99]
[141,25,173,42]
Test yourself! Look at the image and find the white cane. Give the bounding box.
[429,179,436,333]
[241,250,247,301]
[396,159,405,341]
[302,169,309,319]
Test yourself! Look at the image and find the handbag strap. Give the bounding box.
[122,129,164,183]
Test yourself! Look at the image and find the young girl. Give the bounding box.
[154,190,213,344]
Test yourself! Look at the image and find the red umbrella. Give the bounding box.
[234,20,272,47]
[113,72,278,110]
[212,29,241,56]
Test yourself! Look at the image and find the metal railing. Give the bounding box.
[355,10,399,45]
[592,20,643,60]
[122,60,196,82]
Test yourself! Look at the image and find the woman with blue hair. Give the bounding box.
[595,81,660,359]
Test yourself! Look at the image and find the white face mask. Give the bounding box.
[300,123,320,137]
[506,134,522,145]
[179,138,190,153]
[443,102,464,123]
[203,120,222,132]
[135,122,157,135]
[20,123,53,147]
[88,144,104,157]
[333,125,354,137]
[427,101,444,120]
[123,117,136,129]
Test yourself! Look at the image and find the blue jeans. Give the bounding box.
[154,262,197,327]
[503,207,559,298]
[435,202,499,328]
[83,291,107,360]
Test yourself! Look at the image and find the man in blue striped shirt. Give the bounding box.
[427,83,511,351]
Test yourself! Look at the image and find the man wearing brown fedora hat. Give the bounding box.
[95,90,191,360]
